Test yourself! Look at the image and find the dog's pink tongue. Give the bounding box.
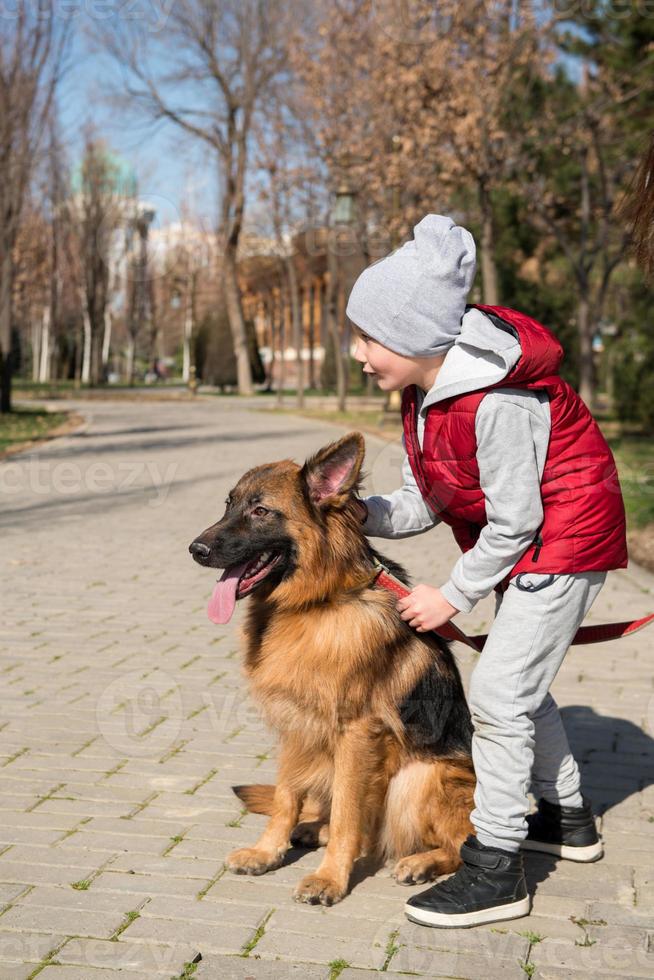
[207,562,249,624]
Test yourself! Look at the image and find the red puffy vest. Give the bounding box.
[401,303,628,577]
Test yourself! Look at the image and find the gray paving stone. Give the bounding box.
[265,907,387,942]
[0,844,118,869]
[0,884,28,909]
[142,895,272,929]
[119,915,256,955]
[108,853,223,879]
[55,935,200,975]
[0,904,126,939]
[0,861,106,888]
[87,870,211,898]
[251,928,387,970]
[38,968,154,979]
[15,886,143,915]
[0,930,65,964]
[0,966,36,980]
[194,957,328,979]
[529,936,654,977]
[397,920,531,960]
[390,943,529,978]
[586,900,654,928]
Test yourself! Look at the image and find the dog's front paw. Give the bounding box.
[293,872,345,906]
[392,852,445,885]
[226,847,282,875]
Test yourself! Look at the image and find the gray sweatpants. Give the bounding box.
[468,569,606,852]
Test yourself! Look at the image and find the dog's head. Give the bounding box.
[189,431,369,623]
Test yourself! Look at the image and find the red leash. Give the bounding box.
[370,560,654,652]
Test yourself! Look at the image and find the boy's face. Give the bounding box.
[352,328,419,391]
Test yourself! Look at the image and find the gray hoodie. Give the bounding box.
[361,306,552,612]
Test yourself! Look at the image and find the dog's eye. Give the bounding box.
[252,506,269,517]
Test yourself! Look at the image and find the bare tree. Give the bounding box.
[13,204,50,383]
[254,104,319,408]
[42,115,67,383]
[124,202,156,385]
[93,0,306,396]
[0,4,70,411]
[69,135,125,385]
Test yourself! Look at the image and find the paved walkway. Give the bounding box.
[1,397,653,980]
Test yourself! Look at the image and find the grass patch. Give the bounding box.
[0,406,69,455]
[226,806,248,828]
[259,404,398,442]
[176,955,202,979]
[382,928,401,970]
[240,908,274,956]
[70,879,91,891]
[569,914,605,947]
[328,959,350,980]
[607,433,654,528]
[110,907,141,940]
[161,833,186,856]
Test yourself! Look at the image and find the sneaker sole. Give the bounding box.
[404,894,531,928]
[520,839,603,862]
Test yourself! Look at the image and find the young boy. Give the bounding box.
[347,213,628,929]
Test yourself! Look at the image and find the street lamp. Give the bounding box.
[332,181,356,226]
[328,166,360,412]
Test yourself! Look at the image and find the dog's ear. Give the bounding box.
[301,431,365,507]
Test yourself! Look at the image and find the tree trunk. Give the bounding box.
[102,308,112,375]
[337,278,348,412]
[0,350,11,413]
[265,291,274,392]
[577,294,595,408]
[326,247,346,411]
[81,304,92,384]
[308,279,316,389]
[182,294,192,384]
[126,336,136,385]
[39,305,51,382]
[478,179,499,305]
[32,320,41,382]
[73,320,83,386]
[276,285,286,408]
[0,249,13,413]
[222,244,253,396]
[285,256,303,409]
[90,322,104,385]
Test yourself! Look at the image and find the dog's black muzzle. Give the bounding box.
[189,539,212,564]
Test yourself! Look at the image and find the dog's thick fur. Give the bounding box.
[190,431,476,905]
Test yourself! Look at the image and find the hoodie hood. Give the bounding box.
[418,305,523,415]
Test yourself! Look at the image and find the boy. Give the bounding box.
[347,213,628,929]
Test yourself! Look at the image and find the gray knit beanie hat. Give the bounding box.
[346,213,477,357]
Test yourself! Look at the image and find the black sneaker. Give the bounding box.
[520,795,603,862]
[404,834,531,928]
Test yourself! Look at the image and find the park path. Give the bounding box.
[0,396,653,980]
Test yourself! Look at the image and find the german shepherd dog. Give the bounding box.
[189,431,475,906]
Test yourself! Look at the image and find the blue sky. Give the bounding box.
[58,14,219,232]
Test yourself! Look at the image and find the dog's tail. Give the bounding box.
[232,784,325,823]
[232,784,275,815]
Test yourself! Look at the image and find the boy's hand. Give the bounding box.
[396,584,459,632]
